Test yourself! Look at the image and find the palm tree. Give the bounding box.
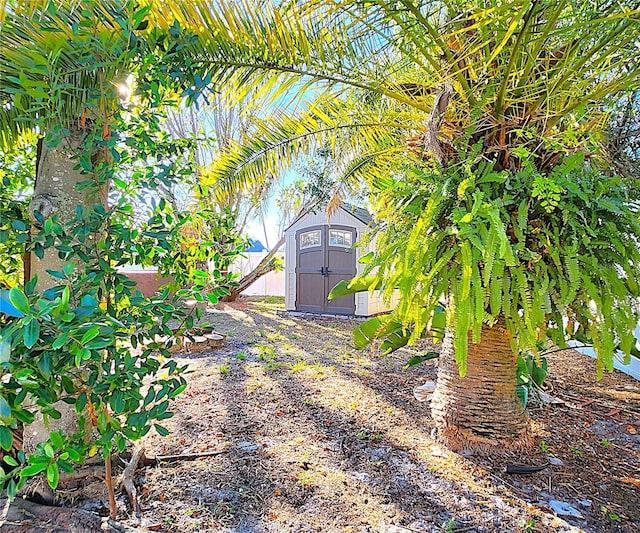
[157,0,640,449]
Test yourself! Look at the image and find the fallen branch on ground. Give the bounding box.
[58,466,105,485]
[0,497,128,533]
[142,448,230,465]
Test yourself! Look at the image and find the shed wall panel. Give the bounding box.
[286,209,365,235]
[285,232,296,310]
[366,290,399,316]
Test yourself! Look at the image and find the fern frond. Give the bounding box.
[472,256,483,343]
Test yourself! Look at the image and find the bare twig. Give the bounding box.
[121,445,145,521]
[58,465,106,485]
[104,452,117,520]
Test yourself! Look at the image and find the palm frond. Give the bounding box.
[0,0,136,133]
[199,92,417,196]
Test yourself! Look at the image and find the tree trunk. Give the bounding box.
[222,235,285,302]
[430,317,532,451]
[23,128,105,453]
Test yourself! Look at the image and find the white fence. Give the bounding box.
[230,252,286,297]
[118,252,286,298]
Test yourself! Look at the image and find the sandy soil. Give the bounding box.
[53,297,640,532]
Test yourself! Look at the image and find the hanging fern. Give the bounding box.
[348,143,640,377]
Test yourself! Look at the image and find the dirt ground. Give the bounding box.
[48,297,640,532]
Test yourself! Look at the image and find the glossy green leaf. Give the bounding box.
[352,316,402,350]
[169,383,187,398]
[75,392,87,414]
[6,479,17,500]
[403,352,439,370]
[85,339,112,350]
[154,424,170,436]
[23,319,40,349]
[80,326,101,345]
[531,357,548,387]
[110,391,125,414]
[20,463,48,477]
[60,285,70,309]
[0,426,13,451]
[379,331,411,355]
[49,431,64,449]
[46,463,60,489]
[3,454,18,467]
[143,388,155,407]
[44,443,55,458]
[52,333,69,349]
[328,277,381,300]
[8,288,29,315]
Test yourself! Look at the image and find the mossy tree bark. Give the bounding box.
[430,317,532,451]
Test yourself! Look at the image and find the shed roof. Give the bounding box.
[285,201,373,232]
[341,202,373,225]
[245,239,267,252]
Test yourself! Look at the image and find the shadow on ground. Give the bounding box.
[137,298,639,533]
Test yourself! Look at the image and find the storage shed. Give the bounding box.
[284,203,391,316]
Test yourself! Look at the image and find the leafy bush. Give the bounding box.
[0,278,189,497]
[0,33,243,499]
[0,142,35,288]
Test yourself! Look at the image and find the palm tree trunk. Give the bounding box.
[430,317,532,451]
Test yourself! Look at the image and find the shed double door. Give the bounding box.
[295,225,356,314]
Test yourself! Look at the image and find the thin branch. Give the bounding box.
[120,445,145,521]
[142,449,230,465]
[104,452,117,520]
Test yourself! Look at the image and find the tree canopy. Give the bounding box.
[156,0,640,373]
